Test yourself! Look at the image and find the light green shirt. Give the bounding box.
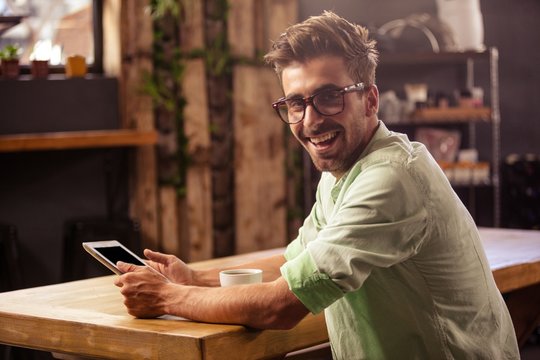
[281,122,519,359]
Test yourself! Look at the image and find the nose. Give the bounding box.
[302,103,323,127]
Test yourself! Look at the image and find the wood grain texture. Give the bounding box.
[159,185,181,256]
[102,0,122,77]
[233,65,287,253]
[0,254,326,360]
[0,277,206,360]
[0,130,157,152]
[105,0,160,251]
[132,144,160,250]
[183,59,213,261]
[479,227,540,292]
[493,262,540,293]
[229,0,298,58]
[228,0,256,58]
[179,0,205,51]
[1,228,539,357]
[261,0,298,53]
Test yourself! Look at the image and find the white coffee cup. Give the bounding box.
[219,269,263,287]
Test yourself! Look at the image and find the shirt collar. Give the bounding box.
[329,120,390,201]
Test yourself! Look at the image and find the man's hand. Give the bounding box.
[141,249,194,285]
[113,249,196,318]
[111,252,308,328]
[114,261,177,318]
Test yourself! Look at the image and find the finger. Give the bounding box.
[117,261,141,273]
[144,249,174,265]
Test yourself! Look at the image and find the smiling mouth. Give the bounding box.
[309,131,338,145]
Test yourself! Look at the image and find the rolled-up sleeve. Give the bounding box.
[281,247,344,314]
[281,156,428,313]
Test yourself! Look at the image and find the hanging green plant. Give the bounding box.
[149,0,181,19]
[146,0,284,200]
[145,0,190,197]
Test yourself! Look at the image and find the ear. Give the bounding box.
[364,84,379,117]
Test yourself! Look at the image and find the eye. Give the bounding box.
[286,98,305,111]
[316,90,342,104]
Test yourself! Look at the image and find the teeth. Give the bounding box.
[310,132,337,144]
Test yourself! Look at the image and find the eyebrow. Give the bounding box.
[284,83,342,100]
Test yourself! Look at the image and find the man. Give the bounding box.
[115,11,519,359]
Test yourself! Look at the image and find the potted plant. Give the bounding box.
[0,44,21,79]
[31,58,49,79]
[30,40,51,79]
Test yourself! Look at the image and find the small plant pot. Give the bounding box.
[1,59,20,79]
[31,60,49,79]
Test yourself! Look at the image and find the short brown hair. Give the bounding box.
[264,11,378,86]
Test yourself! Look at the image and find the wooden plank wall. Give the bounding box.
[102,0,159,250]
[229,0,298,253]
[233,66,287,253]
[102,0,298,258]
[157,0,213,262]
[182,59,213,261]
[178,0,213,261]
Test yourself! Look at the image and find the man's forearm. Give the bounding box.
[166,276,309,330]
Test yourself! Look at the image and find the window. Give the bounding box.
[0,0,101,72]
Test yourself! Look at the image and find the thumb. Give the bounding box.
[117,261,139,273]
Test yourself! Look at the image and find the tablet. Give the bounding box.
[82,240,150,275]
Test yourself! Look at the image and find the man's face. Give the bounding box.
[281,55,378,179]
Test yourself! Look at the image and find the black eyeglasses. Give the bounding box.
[272,83,366,124]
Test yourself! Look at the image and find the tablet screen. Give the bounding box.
[94,246,146,266]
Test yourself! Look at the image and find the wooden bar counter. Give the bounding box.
[478,227,540,347]
[0,248,326,360]
[1,227,539,358]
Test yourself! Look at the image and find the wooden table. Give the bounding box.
[1,227,539,359]
[478,227,540,347]
[0,248,327,360]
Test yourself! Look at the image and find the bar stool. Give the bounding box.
[61,150,142,281]
[0,223,22,292]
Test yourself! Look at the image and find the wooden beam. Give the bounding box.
[182,59,213,261]
[227,0,256,58]
[180,0,205,51]
[259,0,298,53]
[102,0,159,250]
[228,0,298,254]
[159,185,182,256]
[233,65,286,253]
[102,0,122,77]
[229,0,298,59]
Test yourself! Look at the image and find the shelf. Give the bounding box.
[379,49,493,66]
[403,107,491,124]
[0,129,158,153]
[378,47,500,226]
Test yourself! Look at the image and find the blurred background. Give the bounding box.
[1,1,539,357]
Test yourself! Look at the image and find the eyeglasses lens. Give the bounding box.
[314,90,344,115]
[276,103,293,123]
[278,89,345,124]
